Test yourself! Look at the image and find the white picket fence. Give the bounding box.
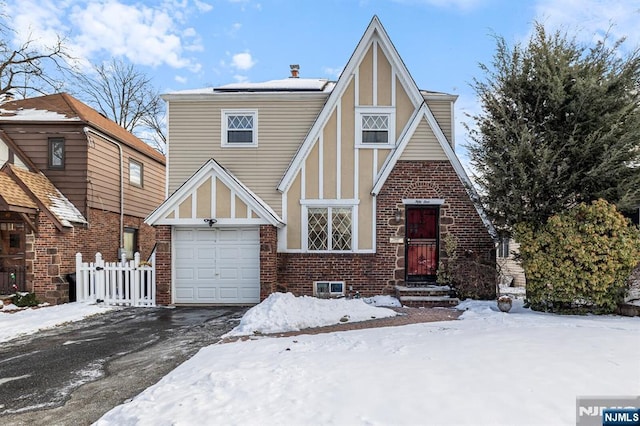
[75,252,156,307]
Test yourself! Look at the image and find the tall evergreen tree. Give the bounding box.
[467,23,640,231]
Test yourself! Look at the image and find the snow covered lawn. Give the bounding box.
[95,294,640,426]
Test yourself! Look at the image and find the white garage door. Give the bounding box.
[174,227,260,304]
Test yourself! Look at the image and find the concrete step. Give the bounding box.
[398,295,460,308]
[395,285,452,297]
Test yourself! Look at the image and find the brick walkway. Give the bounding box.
[223,307,462,342]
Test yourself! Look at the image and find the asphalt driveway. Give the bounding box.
[0,305,249,426]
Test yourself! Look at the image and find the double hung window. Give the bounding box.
[222,110,257,147]
[356,107,395,147]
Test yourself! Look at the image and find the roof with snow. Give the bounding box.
[3,164,87,229]
[215,78,335,92]
[165,78,336,96]
[0,93,165,165]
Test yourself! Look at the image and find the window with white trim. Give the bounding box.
[307,207,353,251]
[222,110,257,147]
[356,107,395,147]
[314,281,345,298]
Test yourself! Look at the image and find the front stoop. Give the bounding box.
[395,285,460,308]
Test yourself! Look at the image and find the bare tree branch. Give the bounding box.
[0,9,72,97]
[73,58,166,154]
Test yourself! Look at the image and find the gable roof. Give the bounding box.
[0,170,38,212]
[145,158,284,227]
[3,164,87,230]
[275,16,495,236]
[277,15,424,193]
[0,93,165,165]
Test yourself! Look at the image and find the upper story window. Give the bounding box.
[497,237,510,258]
[307,206,353,251]
[356,107,395,148]
[222,110,258,147]
[129,159,143,187]
[48,137,65,169]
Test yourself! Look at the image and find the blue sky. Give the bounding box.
[6,0,640,162]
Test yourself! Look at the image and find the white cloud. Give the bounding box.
[322,66,343,79]
[231,52,256,71]
[194,0,213,12]
[174,75,188,84]
[6,0,207,72]
[534,0,640,49]
[233,74,249,83]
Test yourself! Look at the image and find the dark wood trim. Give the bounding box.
[0,129,40,172]
[18,213,37,233]
[4,166,67,232]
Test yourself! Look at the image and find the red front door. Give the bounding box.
[405,206,439,282]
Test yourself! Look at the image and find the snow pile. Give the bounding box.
[97,297,640,426]
[224,292,398,336]
[0,302,114,343]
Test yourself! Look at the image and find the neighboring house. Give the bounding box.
[146,16,496,306]
[496,237,526,288]
[0,93,166,304]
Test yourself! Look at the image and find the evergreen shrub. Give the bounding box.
[516,199,640,314]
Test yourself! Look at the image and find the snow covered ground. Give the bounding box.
[0,302,114,343]
[2,294,638,425]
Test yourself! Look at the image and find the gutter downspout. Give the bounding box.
[83,127,124,253]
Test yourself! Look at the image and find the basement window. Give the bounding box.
[314,281,345,298]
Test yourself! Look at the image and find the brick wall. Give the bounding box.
[25,208,159,305]
[377,161,496,288]
[150,161,496,304]
[274,160,496,298]
[30,214,87,304]
[154,225,172,305]
[81,208,157,261]
[260,225,278,299]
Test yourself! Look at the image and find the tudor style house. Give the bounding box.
[0,93,165,304]
[147,16,496,306]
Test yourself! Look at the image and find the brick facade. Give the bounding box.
[154,225,172,306]
[275,160,496,298]
[152,161,495,305]
[22,207,158,305]
[259,225,278,299]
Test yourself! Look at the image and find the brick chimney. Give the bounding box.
[289,64,299,78]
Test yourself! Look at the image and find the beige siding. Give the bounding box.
[287,174,302,249]
[395,77,414,141]
[425,98,454,144]
[358,45,374,106]
[400,119,448,161]
[358,149,374,250]
[235,196,248,218]
[377,44,392,106]
[196,177,211,217]
[304,141,320,199]
[167,96,327,214]
[215,178,231,217]
[377,148,391,174]
[498,239,526,287]
[179,194,192,218]
[322,110,338,199]
[340,79,356,199]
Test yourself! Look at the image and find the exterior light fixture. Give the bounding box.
[394,208,402,222]
[204,218,217,227]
